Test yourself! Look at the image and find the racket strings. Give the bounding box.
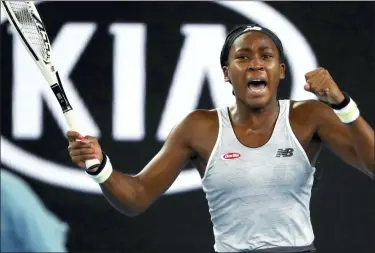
[7,2,48,61]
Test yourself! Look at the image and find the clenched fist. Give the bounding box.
[304,67,345,105]
[67,131,103,169]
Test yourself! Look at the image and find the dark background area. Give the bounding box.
[1,1,374,253]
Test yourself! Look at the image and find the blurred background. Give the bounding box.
[1,1,374,252]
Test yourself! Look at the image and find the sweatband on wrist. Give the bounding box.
[330,92,351,110]
[332,95,360,124]
[85,152,113,184]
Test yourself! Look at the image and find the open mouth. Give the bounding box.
[247,80,267,92]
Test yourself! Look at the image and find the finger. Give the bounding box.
[72,154,98,164]
[306,79,318,92]
[67,130,81,142]
[76,137,90,144]
[304,68,322,80]
[67,131,87,143]
[69,148,95,157]
[68,141,92,150]
[84,136,98,144]
[322,69,331,78]
[314,78,330,93]
[304,67,325,80]
[90,144,99,155]
[303,83,312,91]
[306,74,328,93]
[304,83,310,91]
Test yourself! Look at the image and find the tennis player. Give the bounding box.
[67,25,374,252]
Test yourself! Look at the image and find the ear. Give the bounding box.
[279,63,286,79]
[223,66,230,82]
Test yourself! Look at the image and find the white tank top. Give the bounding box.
[202,100,316,252]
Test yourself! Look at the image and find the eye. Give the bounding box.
[237,55,249,60]
[262,54,273,59]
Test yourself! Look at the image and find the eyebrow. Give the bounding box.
[236,46,274,53]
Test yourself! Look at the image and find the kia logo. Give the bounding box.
[0,1,317,195]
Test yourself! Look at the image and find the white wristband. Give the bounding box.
[333,97,360,124]
[85,154,113,184]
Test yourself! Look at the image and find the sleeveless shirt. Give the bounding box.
[202,100,316,252]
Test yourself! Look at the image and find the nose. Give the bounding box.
[249,65,264,71]
[248,58,264,71]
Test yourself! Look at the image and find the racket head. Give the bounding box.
[2,1,57,80]
[2,1,52,62]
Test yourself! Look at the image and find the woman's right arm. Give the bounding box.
[67,112,198,217]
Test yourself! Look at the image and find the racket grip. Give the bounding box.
[64,110,101,170]
[85,158,101,171]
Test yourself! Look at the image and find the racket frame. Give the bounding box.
[2,1,100,170]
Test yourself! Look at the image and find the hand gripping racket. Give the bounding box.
[2,1,101,170]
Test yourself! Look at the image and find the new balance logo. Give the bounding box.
[275,148,294,157]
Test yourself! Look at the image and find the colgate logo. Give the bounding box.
[221,152,241,160]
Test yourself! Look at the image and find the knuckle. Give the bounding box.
[70,142,78,148]
[89,137,98,143]
[83,148,92,155]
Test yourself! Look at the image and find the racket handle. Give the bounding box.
[85,158,101,171]
[64,110,101,170]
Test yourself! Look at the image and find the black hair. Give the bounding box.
[220,24,285,68]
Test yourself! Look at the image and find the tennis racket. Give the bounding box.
[2,1,101,171]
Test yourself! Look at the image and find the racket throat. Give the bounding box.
[51,83,72,113]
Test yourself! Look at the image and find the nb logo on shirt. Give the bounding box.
[275,148,294,157]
